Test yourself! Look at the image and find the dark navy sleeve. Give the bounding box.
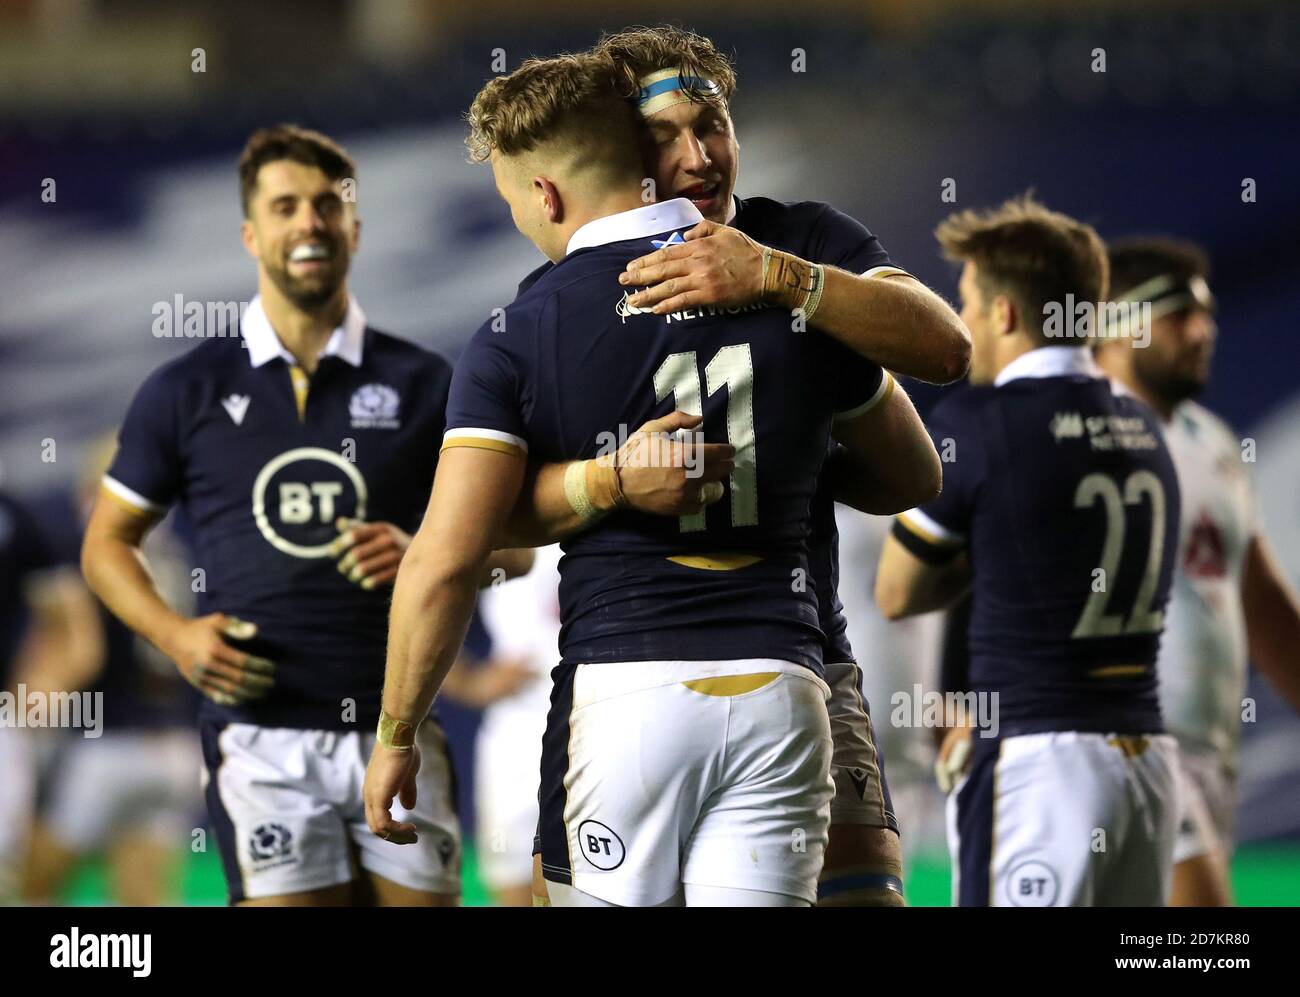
[892,391,983,563]
[442,319,529,460]
[6,496,60,575]
[809,203,908,278]
[830,350,890,421]
[103,365,184,516]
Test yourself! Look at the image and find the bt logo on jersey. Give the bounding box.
[578,820,625,870]
[1006,860,1059,906]
[252,448,369,558]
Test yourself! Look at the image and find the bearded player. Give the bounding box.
[81,125,533,906]
[1095,238,1300,906]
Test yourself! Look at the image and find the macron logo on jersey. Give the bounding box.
[222,394,251,426]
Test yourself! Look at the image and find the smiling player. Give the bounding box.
[81,125,507,906]
[596,25,970,905]
[364,52,943,907]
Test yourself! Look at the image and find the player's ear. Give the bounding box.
[239,218,260,261]
[993,294,1016,336]
[534,176,562,224]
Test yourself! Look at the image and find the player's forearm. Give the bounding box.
[807,269,970,385]
[500,459,622,548]
[382,537,483,724]
[481,548,535,586]
[80,533,186,657]
[1243,534,1300,712]
[500,461,585,547]
[875,536,971,620]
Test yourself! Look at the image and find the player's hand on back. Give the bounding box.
[613,411,734,517]
[161,613,275,706]
[620,220,766,314]
[330,517,410,589]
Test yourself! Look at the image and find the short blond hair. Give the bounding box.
[465,52,642,181]
[936,195,1109,342]
[594,24,737,107]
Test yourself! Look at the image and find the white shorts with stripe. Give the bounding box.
[200,719,460,902]
[947,730,1177,906]
[538,659,834,906]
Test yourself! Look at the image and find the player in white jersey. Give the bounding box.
[1095,238,1300,906]
[459,544,561,906]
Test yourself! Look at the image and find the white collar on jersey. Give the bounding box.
[994,345,1103,387]
[241,294,367,369]
[565,197,704,256]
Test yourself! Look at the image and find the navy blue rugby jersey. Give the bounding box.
[1,491,59,685]
[892,347,1180,736]
[731,195,908,665]
[103,296,453,730]
[444,198,889,674]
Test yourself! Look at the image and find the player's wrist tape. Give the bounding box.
[761,247,824,321]
[377,709,416,751]
[564,459,628,523]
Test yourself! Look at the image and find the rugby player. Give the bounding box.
[364,52,942,907]
[876,197,1182,906]
[544,25,971,906]
[23,436,201,905]
[1095,238,1300,906]
[2,487,102,902]
[80,125,518,906]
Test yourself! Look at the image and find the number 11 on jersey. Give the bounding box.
[654,344,757,532]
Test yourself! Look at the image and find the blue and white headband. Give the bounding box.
[636,67,723,117]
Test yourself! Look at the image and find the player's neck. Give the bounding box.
[555,189,655,260]
[258,280,349,374]
[1096,351,1175,421]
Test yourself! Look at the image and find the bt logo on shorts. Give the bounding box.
[249,822,295,866]
[578,820,625,870]
[1006,860,1059,906]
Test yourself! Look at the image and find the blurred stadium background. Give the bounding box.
[2,0,1298,904]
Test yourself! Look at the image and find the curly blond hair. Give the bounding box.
[594,24,737,107]
[465,51,641,180]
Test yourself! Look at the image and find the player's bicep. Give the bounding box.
[417,446,527,569]
[832,376,941,512]
[85,486,158,549]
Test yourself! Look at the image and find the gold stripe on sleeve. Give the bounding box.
[440,436,526,458]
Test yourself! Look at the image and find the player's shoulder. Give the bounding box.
[363,326,453,378]
[930,382,998,424]
[735,195,845,230]
[1172,399,1238,450]
[134,335,245,399]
